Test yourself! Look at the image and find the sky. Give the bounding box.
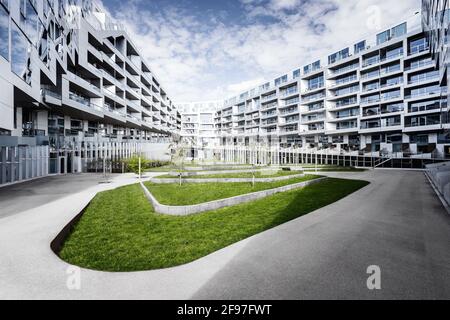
[99,0,422,103]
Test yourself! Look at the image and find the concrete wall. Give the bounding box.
[140,177,327,216]
[142,143,171,161]
[150,173,305,184]
[426,162,450,211]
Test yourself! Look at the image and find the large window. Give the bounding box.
[11,21,32,84]
[19,0,41,47]
[0,3,8,60]
[391,23,407,38]
[354,40,366,54]
[376,22,407,45]
[304,60,320,74]
[328,48,349,64]
[275,75,287,86]
[0,0,8,10]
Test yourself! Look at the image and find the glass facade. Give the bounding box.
[354,40,366,54]
[377,23,407,45]
[0,3,8,60]
[11,21,32,84]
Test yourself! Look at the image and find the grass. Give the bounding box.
[145,175,319,205]
[59,178,369,272]
[154,170,301,180]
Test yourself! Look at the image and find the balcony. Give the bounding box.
[280,87,298,97]
[330,75,358,88]
[362,51,403,68]
[68,92,104,113]
[408,44,430,56]
[329,63,359,78]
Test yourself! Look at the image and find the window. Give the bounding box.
[304,60,320,74]
[0,3,8,60]
[377,22,407,45]
[354,40,365,54]
[308,75,324,90]
[0,0,8,11]
[328,48,349,64]
[11,21,32,84]
[409,38,429,54]
[377,30,390,45]
[275,75,287,86]
[391,23,406,38]
[293,69,300,79]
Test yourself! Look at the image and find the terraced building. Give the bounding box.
[214,13,450,161]
[0,0,180,184]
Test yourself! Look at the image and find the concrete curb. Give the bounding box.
[167,168,302,177]
[150,173,306,184]
[184,165,263,171]
[424,171,450,215]
[140,177,328,216]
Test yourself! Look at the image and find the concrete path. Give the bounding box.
[0,170,449,299]
[0,174,113,219]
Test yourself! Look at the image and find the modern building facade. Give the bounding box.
[422,0,450,103]
[0,0,180,184]
[177,100,222,160]
[214,13,450,160]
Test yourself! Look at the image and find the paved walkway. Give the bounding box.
[0,174,114,219]
[0,170,449,299]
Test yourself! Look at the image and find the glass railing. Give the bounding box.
[380,65,401,75]
[409,101,441,113]
[261,93,277,101]
[305,82,324,92]
[405,87,442,99]
[361,96,381,105]
[405,59,434,71]
[409,44,429,55]
[408,72,440,85]
[280,87,298,97]
[362,56,380,67]
[42,88,62,100]
[380,80,403,88]
[303,93,325,102]
[332,86,359,97]
[332,75,358,87]
[69,92,104,112]
[336,123,358,130]
[335,99,357,107]
[381,91,401,101]
[331,63,359,76]
[360,122,381,129]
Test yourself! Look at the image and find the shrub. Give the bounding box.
[125,156,171,174]
[125,155,149,175]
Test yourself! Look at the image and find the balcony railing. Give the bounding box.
[409,44,429,55]
[69,92,103,112]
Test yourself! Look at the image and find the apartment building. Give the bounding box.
[0,0,180,184]
[215,13,450,160]
[422,0,450,100]
[177,101,222,160]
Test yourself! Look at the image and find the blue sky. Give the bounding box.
[100,0,421,103]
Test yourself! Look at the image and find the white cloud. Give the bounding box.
[102,0,421,103]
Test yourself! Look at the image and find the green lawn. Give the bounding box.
[145,175,319,205]
[154,170,301,180]
[59,178,369,271]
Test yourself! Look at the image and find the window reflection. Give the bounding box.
[0,3,8,60]
[11,21,32,85]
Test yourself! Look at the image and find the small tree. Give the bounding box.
[168,137,195,186]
